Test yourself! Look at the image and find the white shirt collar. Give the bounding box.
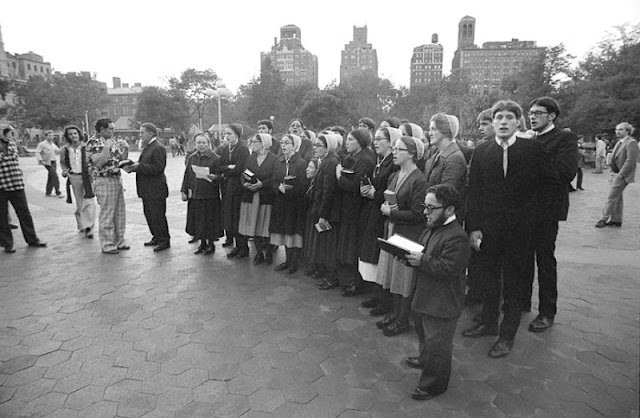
[537,123,555,136]
[444,214,456,225]
[495,134,517,148]
[149,137,157,144]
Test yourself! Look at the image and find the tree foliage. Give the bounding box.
[168,68,220,129]
[135,86,190,133]
[14,72,108,129]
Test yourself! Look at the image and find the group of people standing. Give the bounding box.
[1,95,637,402]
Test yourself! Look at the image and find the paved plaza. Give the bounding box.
[1,153,638,418]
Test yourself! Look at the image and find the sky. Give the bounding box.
[2,0,639,93]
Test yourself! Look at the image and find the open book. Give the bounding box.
[383,190,398,206]
[118,159,134,168]
[377,234,424,259]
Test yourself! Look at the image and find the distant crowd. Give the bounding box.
[1,95,637,401]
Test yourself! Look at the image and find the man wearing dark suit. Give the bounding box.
[405,184,470,401]
[595,122,639,228]
[126,122,170,252]
[462,100,558,358]
[523,97,578,332]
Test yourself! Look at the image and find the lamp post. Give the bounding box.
[204,87,233,140]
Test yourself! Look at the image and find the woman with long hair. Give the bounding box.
[238,133,278,265]
[270,134,310,274]
[180,133,223,254]
[376,136,428,336]
[60,125,96,238]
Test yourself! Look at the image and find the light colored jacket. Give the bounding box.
[610,137,639,184]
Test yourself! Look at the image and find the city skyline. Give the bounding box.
[1,0,639,93]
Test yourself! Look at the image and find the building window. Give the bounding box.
[27,64,31,70]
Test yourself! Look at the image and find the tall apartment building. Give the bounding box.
[0,25,9,79]
[410,34,443,91]
[452,16,545,94]
[261,25,318,88]
[340,25,378,84]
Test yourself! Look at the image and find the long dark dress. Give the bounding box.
[357,153,397,282]
[335,149,375,265]
[269,153,309,246]
[217,143,249,237]
[181,148,223,240]
[238,151,278,238]
[309,153,341,271]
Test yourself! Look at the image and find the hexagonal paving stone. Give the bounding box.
[64,385,105,410]
[104,379,142,402]
[0,355,38,374]
[249,388,285,412]
[81,400,118,418]
[116,393,157,418]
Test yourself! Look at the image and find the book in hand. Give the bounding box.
[341,169,355,176]
[377,234,424,259]
[118,159,134,168]
[383,189,398,206]
[283,175,296,187]
[314,222,332,233]
[243,169,258,184]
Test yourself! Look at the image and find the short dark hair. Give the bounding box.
[140,122,158,137]
[426,184,460,210]
[529,96,561,118]
[476,109,493,123]
[63,125,82,144]
[491,100,523,120]
[331,125,347,139]
[383,117,401,129]
[358,117,376,132]
[258,119,273,131]
[95,118,112,133]
[2,127,13,137]
[228,123,243,138]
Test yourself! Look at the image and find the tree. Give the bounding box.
[14,72,108,129]
[168,68,220,130]
[135,86,190,133]
[299,90,351,131]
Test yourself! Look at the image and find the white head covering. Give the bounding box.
[320,133,340,153]
[255,133,272,150]
[413,137,425,160]
[303,129,316,143]
[283,134,302,152]
[386,127,402,144]
[405,123,426,141]
[445,115,460,139]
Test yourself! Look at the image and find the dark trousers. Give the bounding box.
[465,251,485,302]
[414,313,458,394]
[523,219,558,317]
[479,226,531,341]
[45,161,60,195]
[142,198,170,245]
[576,168,583,189]
[0,189,39,248]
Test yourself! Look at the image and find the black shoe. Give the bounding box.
[144,239,158,247]
[4,246,16,253]
[264,252,273,265]
[194,246,206,255]
[253,253,265,265]
[462,323,499,338]
[341,283,365,297]
[361,298,379,309]
[405,357,423,369]
[317,278,338,290]
[28,241,47,248]
[188,236,199,244]
[410,387,444,401]
[236,249,249,259]
[595,219,608,228]
[608,221,622,227]
[376,315,395,329]
[488,338,514,358]
[578,187,584,190]
[154,243,170,252]
[383,320,409,337]
[528,315,554,333]
[117,245,130,250]
[203,245,215,255]
[370,305,391,317]
[222,240,234,248]
[274,261,289,271]
[227,248,241,258]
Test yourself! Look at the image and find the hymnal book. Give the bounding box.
[243,169,258,184]
[118,159,134,168]
[362,176,372,186]
[377,234,424,259]
[284,175,296,187]
[314,222,332,233]
[341,169,355,176]
[383,190,397,206]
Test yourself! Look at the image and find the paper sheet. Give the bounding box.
[191,165,211,182]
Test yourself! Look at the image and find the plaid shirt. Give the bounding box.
[86,136,128,178]
[0,137,25,191]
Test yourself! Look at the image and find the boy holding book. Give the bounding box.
[404,184,470,400]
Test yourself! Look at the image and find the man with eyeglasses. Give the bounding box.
[523,96,577,333]
[463,100,558,358]
[404,184,470,400]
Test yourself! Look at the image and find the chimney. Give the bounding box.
[112,77,121,88]
[432,33,438,44]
